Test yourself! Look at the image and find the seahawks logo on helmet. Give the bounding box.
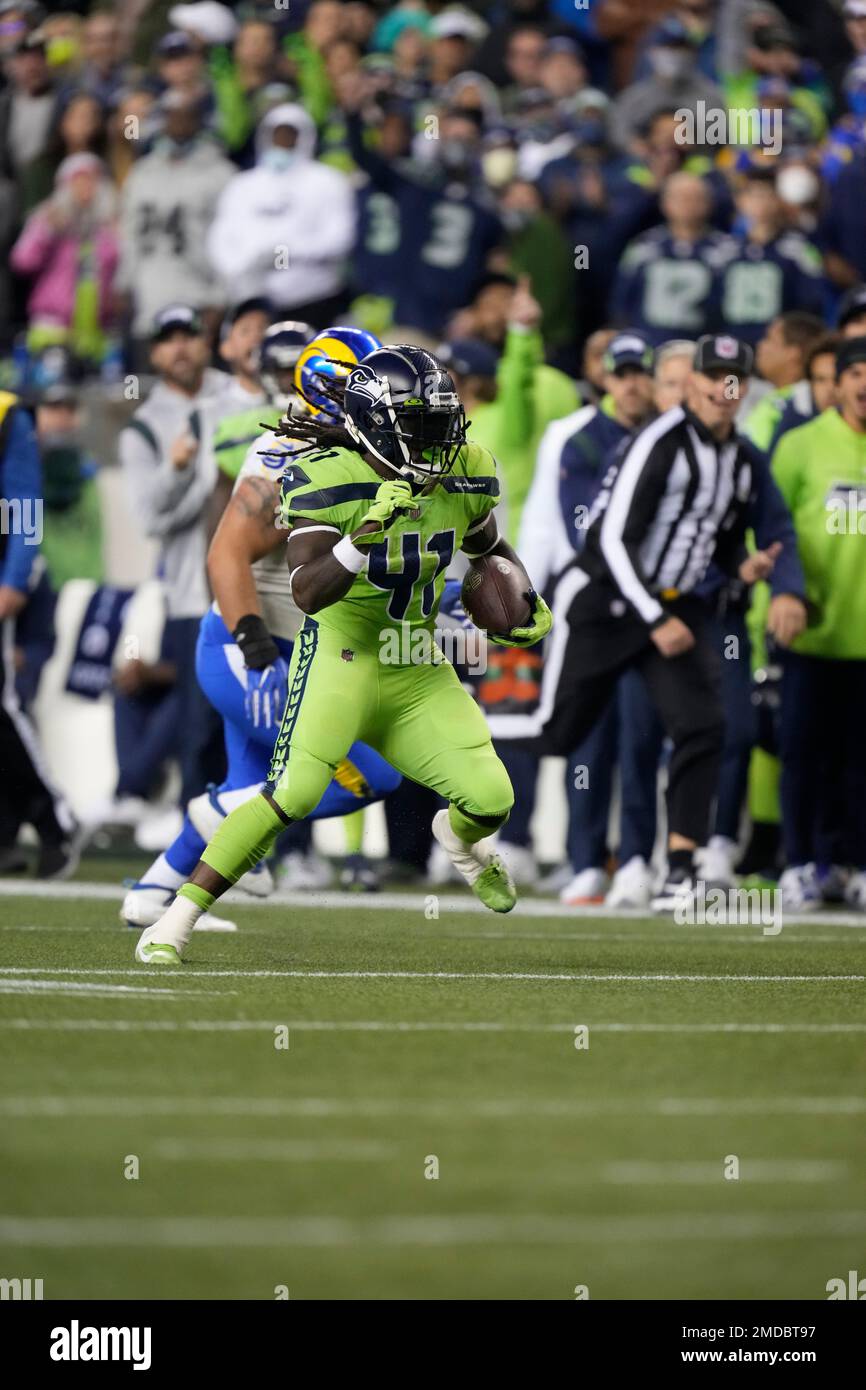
[344,345,467,480]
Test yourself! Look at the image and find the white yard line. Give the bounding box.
[1,1095,865,1119]
[0,965,861,982]
[6,924,859,944]
[151,1138,394,1162]
[601,1160,848,1185]
[0,979,217,997]
[0,1210,864,1248]
[2,877,866,928]
[457,931,863,944]
[0,1017,865,1035]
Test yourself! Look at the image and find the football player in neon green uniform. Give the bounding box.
[135,345,552,963]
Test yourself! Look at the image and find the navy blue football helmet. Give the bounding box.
[256,321,315,409]
[343,344,467,480]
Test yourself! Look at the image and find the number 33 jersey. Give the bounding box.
[279,443,499,655]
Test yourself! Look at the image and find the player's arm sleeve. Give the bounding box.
[459,448,502,554]
[120,420,213,538]
[748,450,806,599]
[278,462,352,536]
[0,408,42,592]
[496,327,538,448]
[597,430,675,627]
[345,111,399,192]
[769,429,802,515]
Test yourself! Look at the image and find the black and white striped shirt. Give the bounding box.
[579,406,754,626]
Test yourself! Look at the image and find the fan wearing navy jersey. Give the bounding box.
[611,173,732,346]
[341,73,502,335]
[719,166,825,348]
[489,335,785,911]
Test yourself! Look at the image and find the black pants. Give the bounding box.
[0,617,75,848]
[489,573,724,847]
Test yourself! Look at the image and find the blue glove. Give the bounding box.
[245,657,289,730]
[438,578,475,630]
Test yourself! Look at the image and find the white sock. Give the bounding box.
[437,810,468,852]
[144,854,185,891]
[147,894,203,953]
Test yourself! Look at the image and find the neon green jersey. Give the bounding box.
[279,442,499,655]
[213,404,282,481]
[772,408,866,659]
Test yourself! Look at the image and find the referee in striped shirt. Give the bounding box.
[490,334,788,909]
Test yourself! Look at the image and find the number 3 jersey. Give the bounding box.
[279,443,499,656]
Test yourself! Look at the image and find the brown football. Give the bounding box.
[461,555,532,635]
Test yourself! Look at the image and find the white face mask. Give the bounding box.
[776,165,820,205]
[482,147,518,188]
[262,146,297,172]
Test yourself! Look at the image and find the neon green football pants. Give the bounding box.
[199,618,514,886]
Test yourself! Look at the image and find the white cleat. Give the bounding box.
[844,870,866,911]
[81,795,149,830]
[606,856,653,910]
[559,867,609,906]
[276,850,334,891]
[187,789,225,841]
[122,886,238,933]
[121,885,173,928]
[134,922,184,965]
[134,808,183,853]
[535,863,574,896]
[236,859,274,898]
[696,836,737,889]
[779,863,820,912]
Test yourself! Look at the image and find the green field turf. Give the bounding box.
[1,874,865,1301]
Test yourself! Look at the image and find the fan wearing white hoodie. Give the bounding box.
[207,104,356,317]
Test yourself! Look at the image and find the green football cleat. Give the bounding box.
[472,857,517,913]
[134,940,183,966]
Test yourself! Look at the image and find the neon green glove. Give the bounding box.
[487,590,553,647]
[352,479,421,546]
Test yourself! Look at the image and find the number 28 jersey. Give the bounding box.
[278,443,499,655]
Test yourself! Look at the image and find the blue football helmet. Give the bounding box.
[295,326,381,417]
[257,321,315,409]
[343,344,467,480]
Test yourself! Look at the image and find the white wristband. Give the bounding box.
[333,535,368,574]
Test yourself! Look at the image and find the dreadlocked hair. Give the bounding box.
[263,368,366,459]
[268,412,360,460]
